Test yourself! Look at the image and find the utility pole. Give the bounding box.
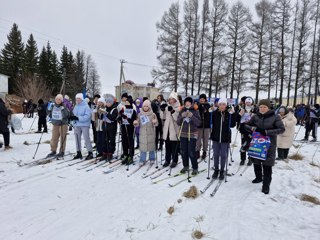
[119,59,126,99]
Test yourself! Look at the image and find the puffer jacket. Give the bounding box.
[177,107,201,139]
[197,102,211,129]
[210,110,236,143]
[135,100,158,152]
[245,110,285,166]
[277,112,297,149]
[72,100,92,127]
[47,103,70,126]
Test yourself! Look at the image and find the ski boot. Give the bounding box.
[73,151,82,160]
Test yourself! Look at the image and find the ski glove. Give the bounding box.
[69,116,79,121]
[160,104,167,111]
[255,127,267,136]
[122,114,128,120]
[168,106,175,114]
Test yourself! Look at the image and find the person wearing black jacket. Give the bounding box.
[195,94,211,160]
[302,104,320,142]
[104,97,118,160]
[237,96,256,166]
[118,101,137,165]
[245,99,285,194]
[0,97,12,150]
[36,99,48,133]
[211,98,236,180]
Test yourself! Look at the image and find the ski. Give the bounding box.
[168,169,206,187]
[200,178,217,194]
[85,160,110,172]
[210,180,223,197]
[231,164,244,176]
[142,162,155,176]
[150,167,172,180]
[142,167,164,179]
[103,164,123,174]
[127,160,150,177]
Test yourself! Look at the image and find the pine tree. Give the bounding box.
[60,46,76,97]
[0,23,25,93]
[24,34,39,76]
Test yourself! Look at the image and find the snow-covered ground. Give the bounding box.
[0,114,319,240]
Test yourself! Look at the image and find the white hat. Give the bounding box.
[98,97,106,104]
[64,95,70,100]
[245,97,253,104]
[168,92,178,102]
[218,98,228,105]
[75,93,84,100]
[55,94,63,101]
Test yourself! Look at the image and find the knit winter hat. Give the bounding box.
[64,95,70,100]
[259,99,271,108]
[218,98,228,105]
[98,97,106,104]
[75,93,84,100]
[245,97,253,104]
[55,94,63,101]
[105,97,114,105]
[278,106,288,114]
[184,96,193,105]
[142,99,152,109]
[199,93,207,101]
[168,92,178,102]
[121,92,128,99]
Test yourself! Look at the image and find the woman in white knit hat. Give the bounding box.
[46,94,70,158]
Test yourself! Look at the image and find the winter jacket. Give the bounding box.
[135,100,159,152]
[210,110,236,143]
[160,101,180,141]
[63,99,73,111]
[237,105,257,134]
[177,107,201,139]
[0,100,10,133]
[277,112,297,149]
[72,100,92,127]
[47,103,70,126]
[119,103,137,126]
[197,102,211,129]
[95,105,118,131]
[37,99,47,118]
[245,110,285,166]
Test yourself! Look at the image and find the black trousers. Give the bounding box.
[240,133,252,161]
[253,163,272,186]
[155,122,164,149]
[38,116,47,132]
[106,126,117,154]
[277,148,289,159]
[121,125,134,157]
[165,140,178,164]
[0,131,10,146]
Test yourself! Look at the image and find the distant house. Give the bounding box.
[0,73,9,96]
[115,80,160,101]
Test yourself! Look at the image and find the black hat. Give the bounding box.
[199,94,207,101]
[94,94,101,99]
[38,99,44,104]
[241,96,247,103]
[184,96,193,105]
[121,92,128,99]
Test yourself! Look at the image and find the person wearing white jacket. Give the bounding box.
[277,107,297,160]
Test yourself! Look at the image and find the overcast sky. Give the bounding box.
[0,0,260,96]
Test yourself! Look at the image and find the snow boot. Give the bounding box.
[73,151,82,160]
[170,161,177,168]
[85,151,93,160]
[163,161,170,168]
[247,158,252,166]
[127,156,134,165]
[46,151,56,158]
[219,171,224,180]
[262,184,270,194]
[56,152,64,158]
[107,153,113,161]
[191,169,198,175]
[121,156,128,165]
[253,163,263,183]
[310,138,317,142]
[212,170,219,179]
[240,159,245,166]
[180,167,188,174]
[201,151,207,160]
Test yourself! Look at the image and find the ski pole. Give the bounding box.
[28,114,38,132]
[293,124,302,141]
[187,122,191,183]
[225,113,232,182]
[207,111,213,180]
[168,120,183,176]
[32,130,45,159]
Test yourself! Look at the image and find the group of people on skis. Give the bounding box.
[1,90,320,195]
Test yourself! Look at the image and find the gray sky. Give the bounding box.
[0,0,259,96]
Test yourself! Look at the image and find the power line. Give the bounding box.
[0,17,159,69]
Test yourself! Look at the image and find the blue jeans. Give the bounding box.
[212,141,229,171]
[140,151,156,163]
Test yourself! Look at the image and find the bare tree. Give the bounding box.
[86,59,101,97]
[152,2,183,92]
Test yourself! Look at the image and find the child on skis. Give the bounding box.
[119,100,137,165]
[133,100,158,166]
[211,98,236,180]
[104,97,118,161]
[160,92,181,168]
[177,97,201,175]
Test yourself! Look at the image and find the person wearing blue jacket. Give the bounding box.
[71,93,93,160]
